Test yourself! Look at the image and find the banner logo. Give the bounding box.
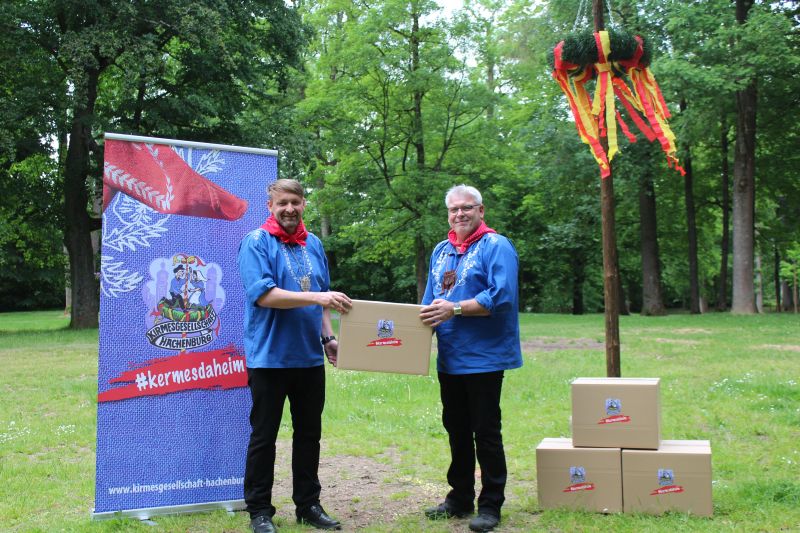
[598,397,631,424]
[366,319,402,347]
[563,466,594,492]
[650,468,684,495]
[144,253,224,351]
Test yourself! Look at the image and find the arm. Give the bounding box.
[420,297,489,327]
[321,307,340,366]
[256,286,351,313]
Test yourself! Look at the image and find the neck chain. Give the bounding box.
[280,243,313,292]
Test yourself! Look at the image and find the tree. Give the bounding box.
[302,0,502,303]
[7,0,307,327]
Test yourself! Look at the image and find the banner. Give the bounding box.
[93,134,276,518]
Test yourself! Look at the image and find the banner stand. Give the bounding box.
[91,499,245,521]
[94,133,276,520]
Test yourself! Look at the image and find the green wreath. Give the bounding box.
[549,28,653,72]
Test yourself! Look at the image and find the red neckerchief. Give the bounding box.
[448,221,496,253]
[261,214,308,246]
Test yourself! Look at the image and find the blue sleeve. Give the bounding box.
[474,237,518,314]
[314,235,331,292]
[421,241,444,305]
[238,230,276,306]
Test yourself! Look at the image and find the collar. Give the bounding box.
[447,221,496,253]
[261,214,308,246]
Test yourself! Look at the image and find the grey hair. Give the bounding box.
[445,184,482,207]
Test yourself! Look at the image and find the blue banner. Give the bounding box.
[94,134,276,517]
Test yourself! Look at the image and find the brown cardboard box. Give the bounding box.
[622,440,713,516]
[571,377,661,449]
[336,300,433,375]
[536,438,622,513]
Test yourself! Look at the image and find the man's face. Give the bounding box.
[447,193,484,241]
[176,269,185,279]
[268,190,306,234]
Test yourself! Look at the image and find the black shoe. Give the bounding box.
[424,501,473,520]
[250,515,278,533]
[296,504,342,530]
[469,513,499,532]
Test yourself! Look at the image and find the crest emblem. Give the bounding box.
[377,319,394,338]
[605,398,622,415]
[143,253,224,351]
[658,469,674,486]
[570,466,586,485]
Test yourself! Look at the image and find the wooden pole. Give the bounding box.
[593,0,621,377]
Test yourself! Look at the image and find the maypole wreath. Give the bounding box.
[550,28,684,178]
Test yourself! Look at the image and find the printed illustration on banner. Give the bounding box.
[366,319,403,347]
[650,468,684,496]
[563,466,594,492]
[144,253,226,351]
[598,397,631,424]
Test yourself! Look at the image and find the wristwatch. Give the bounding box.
[321,335,336,345]
[453,302,462,316]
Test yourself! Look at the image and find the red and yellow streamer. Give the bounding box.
[552,31,685,178]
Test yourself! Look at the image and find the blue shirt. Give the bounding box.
[422,233,523,375]
[238,229,330,368]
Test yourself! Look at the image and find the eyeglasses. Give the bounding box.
[448,204,479,215]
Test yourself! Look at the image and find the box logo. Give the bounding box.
[650,468,684,495]
[598,398,631,424]
[563,466,595,492]
[366,319,402,347]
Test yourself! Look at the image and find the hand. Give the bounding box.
[419,299,455,327]
[317,291,352,314]
[324,339,339,367]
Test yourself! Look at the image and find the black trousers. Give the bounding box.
[244,366,325,519]
[438,370,506,517]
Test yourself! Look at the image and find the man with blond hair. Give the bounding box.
[238,179,352,533]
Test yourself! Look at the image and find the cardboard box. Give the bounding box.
[571,377,661,449]
[336,300,433,375]
[536,438,622,513]
[622,440,712,516]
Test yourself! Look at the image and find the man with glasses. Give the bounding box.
[419,184,522,533]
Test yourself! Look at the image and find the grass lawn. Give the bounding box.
[1,310,798,532]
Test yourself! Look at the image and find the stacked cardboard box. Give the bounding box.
[536,377,712,516]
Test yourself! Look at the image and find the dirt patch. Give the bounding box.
[269,441,537,531]
[652,337,702,346]
[521,338,603,352]
[670,328,712,334]
[269,441,444,530]
[759,344,800,353]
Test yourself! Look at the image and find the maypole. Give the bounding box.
[551,0,684,377]
[593,0,620,378]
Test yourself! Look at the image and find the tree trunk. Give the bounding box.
[571,253,585,315]
[64,70,101,328]
[794,263,798,313]
[774,246,781,312]
[755,249,763,313]
[680,100,700,314]
[415,235,427,304]
[716,113,731,310]
[410,9,428,304]
[639,170,666,316]
[731,0,757,314]
[782,280,793,311]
